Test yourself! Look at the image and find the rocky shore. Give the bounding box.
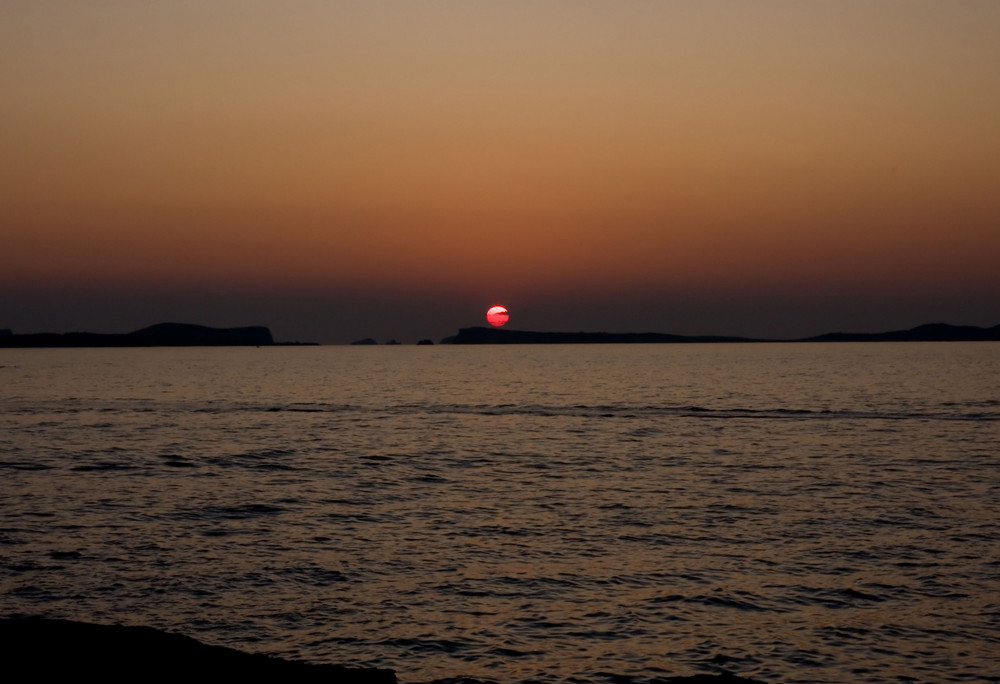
[1,617,765,683]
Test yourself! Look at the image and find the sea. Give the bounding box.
[1,343,998,683]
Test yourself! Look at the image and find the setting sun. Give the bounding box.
[486,305,509,327]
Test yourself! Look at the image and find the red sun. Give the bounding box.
[486,305,509,327]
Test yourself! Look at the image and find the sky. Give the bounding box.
[2,1,998,343]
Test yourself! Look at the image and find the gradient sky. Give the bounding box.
[2,1,998,342]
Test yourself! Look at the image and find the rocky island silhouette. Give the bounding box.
[0,322,277,347]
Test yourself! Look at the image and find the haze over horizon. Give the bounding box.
[3,1,998,344]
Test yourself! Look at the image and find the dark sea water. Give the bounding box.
[1,343,998,683]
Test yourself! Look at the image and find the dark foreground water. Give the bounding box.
[1,343,998,683]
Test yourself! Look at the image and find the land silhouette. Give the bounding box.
[0,322,279,347]
[444,322,1000,344]
[1,321,998,347]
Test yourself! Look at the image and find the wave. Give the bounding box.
[7,394,997,423]
[217,401,999,423]
[12,401,996,422]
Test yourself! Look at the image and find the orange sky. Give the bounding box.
[2,1,998,341]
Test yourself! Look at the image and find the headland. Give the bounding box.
[0,322,299,347]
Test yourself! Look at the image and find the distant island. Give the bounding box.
[0,322,285,348]
[444,322,1000,344]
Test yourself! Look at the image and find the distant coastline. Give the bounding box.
[0,322,308,348]
[444,322,1000,344]
[2,321,998,347]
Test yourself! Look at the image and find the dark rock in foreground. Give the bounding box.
[654,676,765,684]
[422,676,764,684]
[0,617,396,683]
[1,617,769,684]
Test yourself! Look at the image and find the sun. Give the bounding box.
[486,305,509,327]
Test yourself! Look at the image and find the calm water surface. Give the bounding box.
[1,343,998,683]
